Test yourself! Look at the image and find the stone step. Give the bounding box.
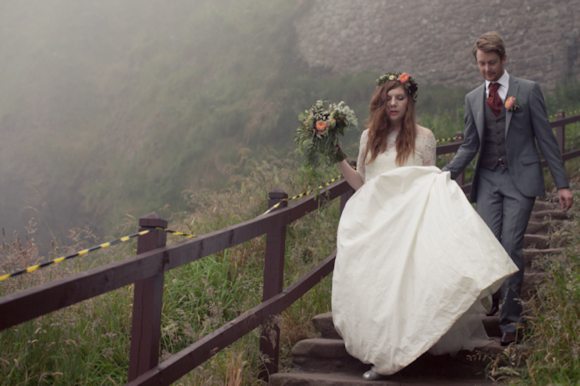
[523,234,550,249]
[270,371,493,385]
[290,338,501,379]
[524,248,564,267]
[292,338,349,359]
[521,271,547,300]
[293,352,370,375]
[525,220,550,235]
[312,312,340,339]
[291,338,367,374]
[533,200,559,212]
[531,209,569,221]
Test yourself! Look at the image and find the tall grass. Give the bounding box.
[0,157,341,385]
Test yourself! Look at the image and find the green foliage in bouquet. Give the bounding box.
[295,100,359,169]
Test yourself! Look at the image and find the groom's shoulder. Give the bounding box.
[466,83,484,99]
[511,76,539,90]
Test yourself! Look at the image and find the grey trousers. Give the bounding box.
[476,167,535,334]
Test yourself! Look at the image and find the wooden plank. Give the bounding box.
[127,252,336,386]
[0,248,166,331]
[160,179,350,271]
[436,142,462,155]
[562,149,580,162]
[550,115,580,127]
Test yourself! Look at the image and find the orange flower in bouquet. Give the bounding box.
[316,121,328,133]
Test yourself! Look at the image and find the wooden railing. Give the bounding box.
[0,112,578,385]
[0,179,354,385]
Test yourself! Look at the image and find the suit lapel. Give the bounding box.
[473,84,485,143]
[505,76,519,138]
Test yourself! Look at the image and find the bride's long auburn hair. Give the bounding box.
[365,81,417,167]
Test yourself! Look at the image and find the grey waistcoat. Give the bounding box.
[480,101,508,170]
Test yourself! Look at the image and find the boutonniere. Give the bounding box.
[505,96,520,112]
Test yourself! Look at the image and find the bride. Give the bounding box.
[332,72,518,380]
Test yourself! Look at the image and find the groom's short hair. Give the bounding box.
[472,31,506,61]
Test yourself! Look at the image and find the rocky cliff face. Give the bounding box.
[294,0,580,90]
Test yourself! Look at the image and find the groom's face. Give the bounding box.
[476,49,506,82]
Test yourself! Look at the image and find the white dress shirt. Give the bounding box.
[485,71,510,103]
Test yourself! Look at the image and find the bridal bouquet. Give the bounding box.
[295,100,358,169]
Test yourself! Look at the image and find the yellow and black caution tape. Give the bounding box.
[435,136,462,144]
[262,174,343,215]
[0,230,152,282]
[0,227,204,281]
[549,109,580,120]
[161,228,197,239]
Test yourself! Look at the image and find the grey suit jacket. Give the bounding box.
[444,76,569,202]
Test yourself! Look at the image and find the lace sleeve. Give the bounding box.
[356,130,369,181]
[417,130,437,166]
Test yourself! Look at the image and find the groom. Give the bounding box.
[443,31,573,346]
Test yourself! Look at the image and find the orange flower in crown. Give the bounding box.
[376,72,419,101]
[398,73,411,84]
[316,121,328,133]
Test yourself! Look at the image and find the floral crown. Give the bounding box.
[376,72,419,101]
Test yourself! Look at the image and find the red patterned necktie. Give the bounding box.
[487,83,502,116]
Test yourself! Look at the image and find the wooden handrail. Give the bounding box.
[0,177,351,331]
[550,114,580,128]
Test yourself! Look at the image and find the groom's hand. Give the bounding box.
[557,188,574,212]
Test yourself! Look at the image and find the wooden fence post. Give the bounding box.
[556,109,566,155]
[340,189,354,215]
[453,131,465,186]
[128,212,168,382]
[259,189,288,382]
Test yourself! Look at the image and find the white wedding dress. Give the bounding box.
[332,128,518,375]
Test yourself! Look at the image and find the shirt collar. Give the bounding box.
[486,71,510,91]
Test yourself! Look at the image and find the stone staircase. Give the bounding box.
[270,196,572,385]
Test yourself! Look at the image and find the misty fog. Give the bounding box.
[0,1,312,254]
